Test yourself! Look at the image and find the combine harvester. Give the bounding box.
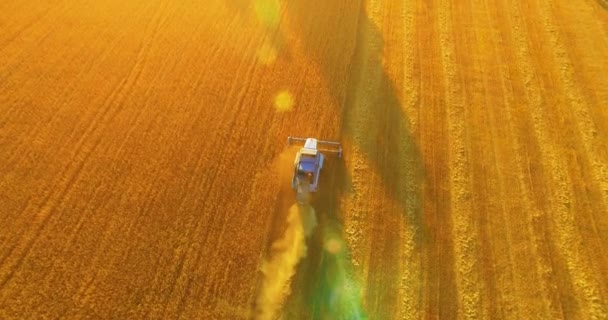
[287,137,342,205]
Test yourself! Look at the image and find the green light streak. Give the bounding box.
[254,0,280,28]
[312,228,368,320]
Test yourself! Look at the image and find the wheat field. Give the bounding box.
[1,0,607,318]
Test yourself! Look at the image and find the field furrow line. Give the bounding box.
[73,170,168,306]
[120,0,172,100]
[464,0,512,317]
[0,0,175,295]
[53,0,177,254]
[0,1,82,145]
[160,30,264,319]
[535,0,608,210]
[533,0,608,316]
[0,3,56,50]
[488,0,559,317]
[397,0,422,317]
[1,26,135,192]
[0,0,74,64]
[0,1,87,134]
[45,187,114,289]
[4,145,116,296]
[91,0,171,139]
[86,6,178,164]
[122,21,233,165]
[507,4,573,319]
[539,0,608,226]
[437,0,484,318]
[340,0,371,285]
[509,0,606,317]
[462,0,512,317]
[411,1,456,317]
[547,0,608,293]
[67,148,171,304]
[570,0,608,80]
[497,3,568,315]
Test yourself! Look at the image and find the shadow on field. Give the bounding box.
[227,0,434,317]
[291,158,367,319]
[285,0,427,239]
[283,0,437,317]
[280,0,429,317]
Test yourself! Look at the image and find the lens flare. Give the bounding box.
[324,237,342,254]
[313,224,368,319]
[257,41,277,65]
[274,90,294,112]
[254,0,281,28]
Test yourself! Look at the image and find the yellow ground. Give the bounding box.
[1,0,607,318]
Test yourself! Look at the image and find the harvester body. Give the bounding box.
[287,137,342,204]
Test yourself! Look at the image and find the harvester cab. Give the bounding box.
[287,137,342,204]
